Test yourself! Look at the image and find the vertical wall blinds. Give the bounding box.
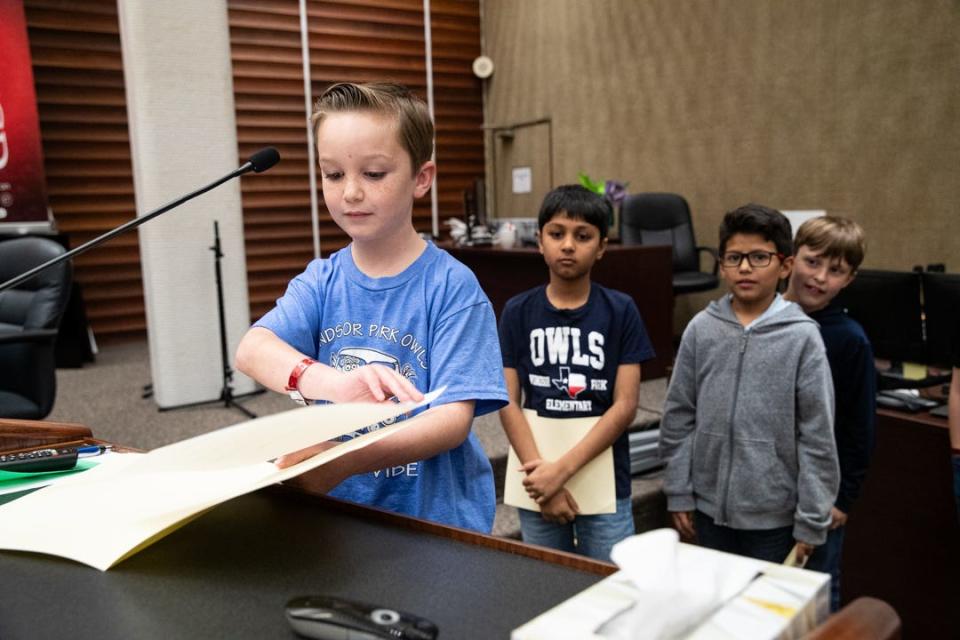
[24,0,483,339]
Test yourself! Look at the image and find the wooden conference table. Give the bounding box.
[0,420,900,640]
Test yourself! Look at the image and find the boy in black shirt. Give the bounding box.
[498,185,655,561]
[784,215,875,611]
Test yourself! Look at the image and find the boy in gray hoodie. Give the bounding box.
[659,204,839,565]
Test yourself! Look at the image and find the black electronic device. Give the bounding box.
[876,390,941,413]
[0,446,78,474]
[921,272,960,368]
[835,270,925,365]
[285,595,438,640]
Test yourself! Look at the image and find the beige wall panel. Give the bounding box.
[492,121,553,218]
[483,0,959,325]
[119,0,255,407]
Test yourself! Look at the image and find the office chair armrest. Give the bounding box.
[0,329,58,345]
[697,246,720,275]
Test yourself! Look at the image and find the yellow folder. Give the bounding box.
[503,409,616,515]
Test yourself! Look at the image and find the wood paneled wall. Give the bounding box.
[228,0,484,322]
[24,0,484,339]
[482,0,960,326]
[25,0,144,340]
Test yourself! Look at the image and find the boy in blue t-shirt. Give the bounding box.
[498,185,655,561]
[235,82,507,533]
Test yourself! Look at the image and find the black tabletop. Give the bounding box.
[0,487,605,639]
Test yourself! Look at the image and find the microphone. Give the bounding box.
[244,146,280,173]
[0,147,281,294]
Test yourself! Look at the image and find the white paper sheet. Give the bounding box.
[0,389,442,571]
[503,409,615,515]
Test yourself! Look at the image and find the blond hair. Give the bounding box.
[310,82,434,174]
[794,216,866,270]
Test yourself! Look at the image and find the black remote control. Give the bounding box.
[0,447,79,474]
[286,595,439,640]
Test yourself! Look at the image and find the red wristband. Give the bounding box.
[285,358,317,392]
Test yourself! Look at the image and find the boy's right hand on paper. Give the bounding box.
[313,364,423,405]
[671,511,696,541]
[540,489,580,524]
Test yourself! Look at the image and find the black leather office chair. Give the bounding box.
[620,192,719,295]
[0,237,72,419]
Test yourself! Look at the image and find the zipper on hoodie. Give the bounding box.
[717,330,749,525]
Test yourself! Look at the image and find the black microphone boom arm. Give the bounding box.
[0,147,280,294]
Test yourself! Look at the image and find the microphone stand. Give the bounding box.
[157,220,262,419]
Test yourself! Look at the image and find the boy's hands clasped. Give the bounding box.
[520,458,571,503]
[540,490,580,524]
[520,457,583,524]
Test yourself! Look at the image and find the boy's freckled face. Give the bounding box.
[538,213,607,281]
[788,245,855,312]
[720,233,792,306]
[315,111,433,243]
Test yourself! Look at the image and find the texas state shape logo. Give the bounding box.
[552,366,586,399]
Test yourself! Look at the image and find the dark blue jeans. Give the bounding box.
[693,510,795,563]
[805,525,845,612]
[518,497,635,562]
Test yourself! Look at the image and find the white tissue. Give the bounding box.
[599,529,763,639]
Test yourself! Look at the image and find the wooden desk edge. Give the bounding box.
[0,418,94,452]
[877,407,949,430]
[272,484,617,577]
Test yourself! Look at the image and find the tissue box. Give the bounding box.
[511,543,829,640]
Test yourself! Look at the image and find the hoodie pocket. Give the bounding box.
[691,431,726,502]
[727,439,794,513]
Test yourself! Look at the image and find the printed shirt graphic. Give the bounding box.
[499,284,655,498]
[255,242,507,532]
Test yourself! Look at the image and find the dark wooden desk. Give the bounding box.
[446,244,674,379]
[842,408,959,639]
[0,487,619,639]
[0,421,614,640]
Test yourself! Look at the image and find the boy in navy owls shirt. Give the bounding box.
[498,185,654,561]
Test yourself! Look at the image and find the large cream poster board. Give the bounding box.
[0,390,441,571]
[504,409,615,515]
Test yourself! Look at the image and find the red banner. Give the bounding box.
[0,0,51,228]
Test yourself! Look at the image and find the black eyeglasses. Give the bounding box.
[720,251,784,269]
